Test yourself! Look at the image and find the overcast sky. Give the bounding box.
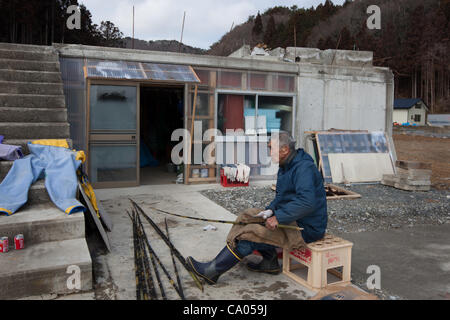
[81,0,346,49]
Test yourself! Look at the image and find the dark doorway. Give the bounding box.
[140,85,184,185]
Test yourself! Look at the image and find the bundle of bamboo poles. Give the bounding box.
[128,204,190,300]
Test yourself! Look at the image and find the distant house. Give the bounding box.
[393,98,429,126]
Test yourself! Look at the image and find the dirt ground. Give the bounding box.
[393,133,450,190]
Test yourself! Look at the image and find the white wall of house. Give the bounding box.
[407,103,427,126]
[393,109,408,124]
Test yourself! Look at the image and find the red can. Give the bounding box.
[0,237,8,253]
[14,234,24,250]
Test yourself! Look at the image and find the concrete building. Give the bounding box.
[0,42,394,299]
[393,98,428,126]
[54,44,395,188]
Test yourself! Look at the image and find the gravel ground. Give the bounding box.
[201,184,450,234]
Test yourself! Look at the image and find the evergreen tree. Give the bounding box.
[252,12,263,36]
[264,15,276,47]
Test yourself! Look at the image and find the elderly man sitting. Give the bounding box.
[187,131,327,284]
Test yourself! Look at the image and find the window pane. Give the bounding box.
[258,96,293,133]
[273,74,295,92]
[218,71,242,89]
[248,73,268,90]
[193,69,210,86]
[90,144,137,183]
[190,92,211,116]
[218,94,255,133]
[90,85,137,131]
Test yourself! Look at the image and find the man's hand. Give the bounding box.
[265,216,279,230]
[255,209,273,219]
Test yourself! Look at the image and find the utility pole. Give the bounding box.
[132,5,135,49]
[179,11,186,53]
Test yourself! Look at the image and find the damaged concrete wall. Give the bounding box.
[295,63,394,148]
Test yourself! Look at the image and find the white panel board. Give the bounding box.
[329,153,394,183]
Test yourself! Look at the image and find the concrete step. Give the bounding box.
[0,93,66,109]
[0,161,13,180]
[0,59,60,72]
[0,107,67,122]
[0,43,53,52]
[0,203,85,245]
[1,139,73,156]
[0,81,63,95]
[0,49,58,62]
[0,69,61,83]
[29,181,52,205]
[0,122,70,139]
[1,179,58,206]
[0,238,93,300]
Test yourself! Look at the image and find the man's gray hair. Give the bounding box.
[273,130,296,150]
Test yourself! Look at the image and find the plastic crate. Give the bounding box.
[220,169,249,187]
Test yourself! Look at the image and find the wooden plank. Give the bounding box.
[325,184,361,200]
[329,153,395,183]
[78,183,111,252]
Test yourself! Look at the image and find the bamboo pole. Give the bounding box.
[147,206,304,231]
[165,218,185,299]
[130,200,204,292]
[135,209,185,300]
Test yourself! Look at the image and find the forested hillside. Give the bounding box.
[208,0,449,113]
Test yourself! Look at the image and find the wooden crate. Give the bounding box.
[283,234,353,291]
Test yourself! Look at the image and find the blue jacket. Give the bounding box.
[266,149,327,243]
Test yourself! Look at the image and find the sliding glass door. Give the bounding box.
[88,82,140,188]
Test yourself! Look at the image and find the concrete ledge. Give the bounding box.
[54,43,298,74]
[0,81,63,95]
[0,107,67,123]
[0,122,70,139]
[0,93,66,109]
[0,69,62,83]
[0,238,92,300]
[0,43,54,52]
[0,203,85,244]
[0,49,59,62]
[0,59,60,72]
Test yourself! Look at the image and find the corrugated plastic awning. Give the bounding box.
[84,59,200,83]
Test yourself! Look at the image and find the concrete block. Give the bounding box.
[0,122,70,139]
[0,203,85,245]
[0,238,92,300]
[0,59,60,72]
[0,93,66,108]
[0,70,61,83]
[0,81,63,95]
[381,174,397,187]
[0,49,58,62]
[0,107,67,122]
